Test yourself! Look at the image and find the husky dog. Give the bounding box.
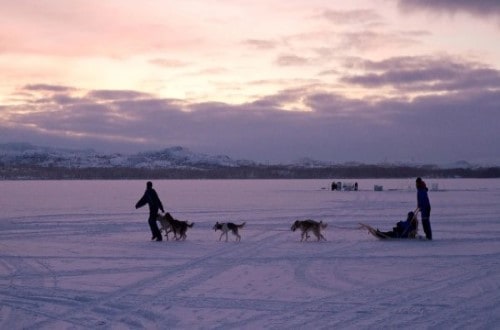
[157,213,194,240]
[291,219,327,241]
[213,222,246,242]
[156,213,175,240]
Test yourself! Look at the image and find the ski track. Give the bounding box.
[2,225,499,329]
[1,179,500,329]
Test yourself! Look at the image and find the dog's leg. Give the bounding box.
[234,230,241,242]
[218,232,224,241]
[314,229,326,241]
[305,230,312,241]
[167,227,173,241]
[162,227,168,240]
[179,227,186,240]
[314,229,323,241]
[169,227,176,240]
[177,225,184,241]
[317,228,326,241]
[221,224,229,242]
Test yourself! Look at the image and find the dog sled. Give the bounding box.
[359,208,426,240]
[359,223,427,240]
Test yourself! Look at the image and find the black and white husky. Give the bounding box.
[213,222,246,242]
[291,219,327,241]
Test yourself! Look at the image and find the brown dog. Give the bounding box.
[157,213,194,240]
[291,219,327,241]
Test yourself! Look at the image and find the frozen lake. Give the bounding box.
[1,179,499,329]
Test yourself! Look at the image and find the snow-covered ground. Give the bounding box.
[1,179,499,329]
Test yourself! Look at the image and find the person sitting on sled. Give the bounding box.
[380,211,418,239]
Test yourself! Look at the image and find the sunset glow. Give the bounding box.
[1,0,499,163]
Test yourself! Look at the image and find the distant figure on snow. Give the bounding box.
[416,177,432,240]
[135,181,165,241]
[379,211,418,238]
[331,181,337,191]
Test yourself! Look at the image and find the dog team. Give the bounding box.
[136,181,327,242]
[156,212,325,242]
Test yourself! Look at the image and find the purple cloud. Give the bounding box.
[340,56,500,92]
[321,9,381,25]
[275,55,310,66]
[398,0,500,18]
[87,90,152,100]
[23,84,75,92]
[2,75,500,165]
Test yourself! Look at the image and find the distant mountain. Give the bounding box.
[290,157,332,168]
[0,143,255,169]
[1,143,499,180]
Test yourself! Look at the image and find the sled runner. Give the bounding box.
[359,223,392,239]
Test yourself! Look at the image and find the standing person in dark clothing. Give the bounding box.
[416,177,432,240]
[331,181,337,191]
[135,181,165,241]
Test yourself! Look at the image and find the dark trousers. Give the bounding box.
[148,214,162,239]
[421,208,432,240]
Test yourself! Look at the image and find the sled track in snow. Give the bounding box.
[2,177,500,329]
[2,229,306,328]
[2,231,499,329]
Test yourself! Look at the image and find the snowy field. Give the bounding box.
[1,179,499,329]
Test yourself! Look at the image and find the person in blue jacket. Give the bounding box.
[379,211,417,238]
[135,181,165,241]
[416,177,432,240]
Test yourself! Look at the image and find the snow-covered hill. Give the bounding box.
[1,143,497,174]
[0,143,254,169]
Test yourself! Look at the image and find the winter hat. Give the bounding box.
[416,177,427,189]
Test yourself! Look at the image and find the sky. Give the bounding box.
[1,0,500,165]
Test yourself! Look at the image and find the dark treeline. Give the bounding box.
[1,164,500,180]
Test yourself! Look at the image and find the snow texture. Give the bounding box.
[1,179,499,329]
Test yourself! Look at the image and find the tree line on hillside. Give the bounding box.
[1,164,499,180]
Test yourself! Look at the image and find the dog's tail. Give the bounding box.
[187,222,194,228]
[238,222,246,228]
[320,221,328,229]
